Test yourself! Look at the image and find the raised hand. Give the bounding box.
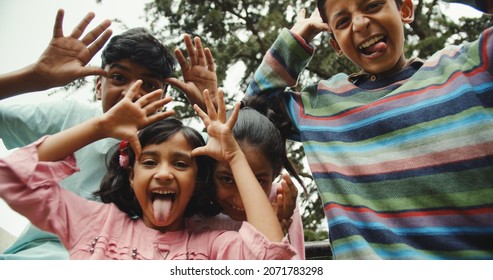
[166,34,218,111]
[33,9,112,88]
[272,173,299,234]
[101,80,175,157]
[290,8,329,44]
[191,89,240,163]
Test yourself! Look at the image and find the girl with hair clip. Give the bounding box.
[0,81,296,260]
[188,94,307,259]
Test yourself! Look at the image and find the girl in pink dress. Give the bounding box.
[0,81,296,260]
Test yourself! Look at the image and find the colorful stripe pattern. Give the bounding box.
[246,27,493,259]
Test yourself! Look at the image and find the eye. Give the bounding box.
[141,159,157,167]
[141,81,160,92]
[365,1,384,12]
[219,175,235,185]
[109,73,126,84]
[173,161,190,170]
[335,17,350,29]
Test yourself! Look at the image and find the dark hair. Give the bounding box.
[233,95,304,188]
[101,27,176,79]
[94,118,212,218]
[317,0,404,23]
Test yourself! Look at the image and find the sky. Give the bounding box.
[0,0,485,238]
[0,0,153,237]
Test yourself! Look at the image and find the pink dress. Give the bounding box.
[187,184,306,259]
[0,137,296,260]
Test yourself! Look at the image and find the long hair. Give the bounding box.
[93,118,212,218]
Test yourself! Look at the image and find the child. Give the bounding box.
[244,0,493,259]
[170,35,306,258]
[187,95,306,259]
[0,81,296,260]
[0,9,181,259]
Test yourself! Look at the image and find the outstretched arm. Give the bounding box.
[37,80,175,162]
[192,89,284,242]
[165,34,218,111]
[0,9,112,100]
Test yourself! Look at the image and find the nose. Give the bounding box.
[154,164,174,181]
[352,14,370,33]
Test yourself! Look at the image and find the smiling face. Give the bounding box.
[213,144,275,221]
[323,0,414,75]
[128,132,198,231]
[96,58,165,113]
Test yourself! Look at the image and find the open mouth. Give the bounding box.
[358,35,387,56]
[151,190,176,202]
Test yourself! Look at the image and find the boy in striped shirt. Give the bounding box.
[245,0,493,259]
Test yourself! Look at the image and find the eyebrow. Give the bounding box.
[108,63,163,80]
[329,0,369,22]
[141,149,193,160]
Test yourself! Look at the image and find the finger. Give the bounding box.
[297,8,307,21]
[216,89,226,122]
[194,36,206,66]
[193,104,211,127]
[81,19,111,45]
[226,102,240,130]
[282,173,298,198]
[53,9,65,38]
[191,146,207,157]
[140,91,168,113]
[147,109,175,124]
[70,12,96,39]
[87,29,113,57]
[125,80,142,101]
[164,77,187,93]
[80,66,109,78]
[127,135,142,162]
[184,34,197,65]
[174,48,190,72]
[203,89,218,120]
[204,48,215,72]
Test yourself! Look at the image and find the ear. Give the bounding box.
[400,0,415,24]
[128,167,135,189]
[95,76,103,100]
[329,36,344,57]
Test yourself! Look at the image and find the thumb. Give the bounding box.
[164,77,186,92]
[191,146,207,157]
[81,67,107,78]
[127,135,141,161]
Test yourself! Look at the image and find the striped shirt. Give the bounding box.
[246,27,493,259]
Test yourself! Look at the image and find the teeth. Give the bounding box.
[151,190,174,195]
[232,206,245,212]
[359,35,384,49]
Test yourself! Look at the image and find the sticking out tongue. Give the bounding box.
[153,197,172,224]
[365,41,387,55]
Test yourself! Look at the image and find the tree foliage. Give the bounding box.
[84,0,491,241]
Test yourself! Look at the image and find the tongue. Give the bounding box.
[366,41,387,55]
[153,198,172,224]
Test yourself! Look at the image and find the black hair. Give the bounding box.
[93,118,213,219]
[317,0,404,23]
[101,27,176,79]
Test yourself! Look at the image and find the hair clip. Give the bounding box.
[119,140,129,168]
